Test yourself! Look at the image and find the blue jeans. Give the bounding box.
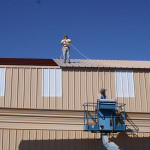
[62,47,70,62]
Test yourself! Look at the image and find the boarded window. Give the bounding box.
[42,69,62,97]
[0,68,6,96]
[115,70,134,97]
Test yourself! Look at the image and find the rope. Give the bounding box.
[70,43,89,59]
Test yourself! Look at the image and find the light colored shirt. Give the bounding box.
[61,39,71,47]
[97,94,107,100]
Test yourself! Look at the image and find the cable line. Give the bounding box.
[70,43,89,59]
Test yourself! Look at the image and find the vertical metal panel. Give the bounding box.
[110,71,116,99]
[42,68,50,97]
[0,68,6,97]
[80,70,87,110]
[0,68,6,107]
[98,70,104,92]
[74,69,81,110]
[115,70,134,98]
[115,70,123,97]
[68,131,76,150]
[62,131,69,150]
[92,70,99,103]
[16,130,23,150]
[43,130,50,150]
[3,129,9,150]
[56,69,62,97]
[50,69,55,109]
[24,69,31,108]
[145,72,150,112]
[50,69,56,97]
[69,70,74,110]
[43,69,50,109]
[22,130,30,150]
[9,130,16,150]
[62,69,69,110]
[4,68,12,107]
[122,71,129,97]
[0,129,2,150]
[11,68,18,108]
[75,131,82,150]
[87,70,93,110]
[134,71,141,112]
[31,69,37,108]
[17,69,24,108]
[29,130,36,150]
[104,70,111,99]
[37,69,43,109]
[42,69,62,97]
[55,131,63,150]
[36,130,42,150]
[55,69,63,108]
[139,72,147,112]
[128,71,135,97]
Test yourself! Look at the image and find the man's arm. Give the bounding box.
[61,40,65,45]
[68,39,71,43]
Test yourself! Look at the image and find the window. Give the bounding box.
[42,69,62,97]
[115,70,134,97]
[0,68,6,96]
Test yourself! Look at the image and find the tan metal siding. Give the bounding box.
[75,69,81,110]
[62,68,117,111]
[37,68,43,109]
[11,68,18,108]
[2,67,63,110]
[62,69,69,110]
[62,68,150,113]
[1,108,150,132]
[31,69,37,109]
[17,68,24,108]
[1,66,150,113]
[80,70,87,110]
[0,129,150,150]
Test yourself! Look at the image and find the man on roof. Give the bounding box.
[97,88,107,100]
[61,35,71,63]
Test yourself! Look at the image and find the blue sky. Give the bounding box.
[0,0,150,60]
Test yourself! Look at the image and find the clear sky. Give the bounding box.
[0,0,150,60]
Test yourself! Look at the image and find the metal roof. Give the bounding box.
[54,59,150,69]
[0,58,58,66]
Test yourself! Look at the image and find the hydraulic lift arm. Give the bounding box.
[102,135,120,150]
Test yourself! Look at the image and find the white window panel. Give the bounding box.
[42,69,50,97]
[127,71,135,97]
[42,69,62,97]
[55,69,62,97]
[115,70,135,97]
[0,68,6,96]
[49,69,56,97]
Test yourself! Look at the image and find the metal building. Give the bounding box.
[0,58,150,150]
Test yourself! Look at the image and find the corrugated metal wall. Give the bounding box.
[62,68,150,113]
[0,129,150,150]
[0,67,62,110]
[1,67,150,112]
[0,108,150,132]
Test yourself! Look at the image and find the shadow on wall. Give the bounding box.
[111,132,150,150]
[19,139,105,150]
[19,133,150,150]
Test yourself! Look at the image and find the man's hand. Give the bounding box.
[61,40,66,44]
